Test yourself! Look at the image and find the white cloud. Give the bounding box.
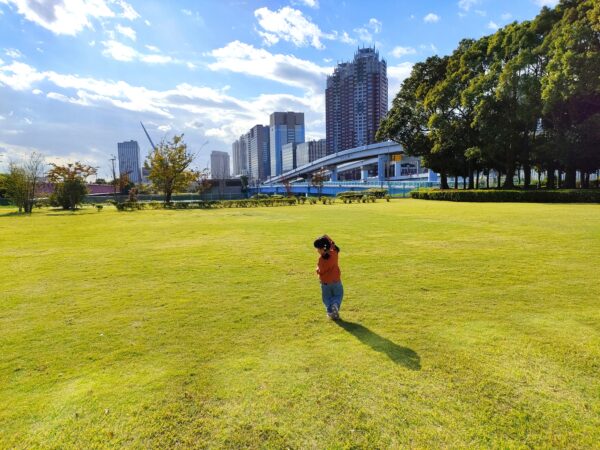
[424,13,440,23]
[0,58,326,146]
[534,0,559,6]
[115,24,136,41]
[420,43,438,53]
[24,117,32,124]
[353,18,382,43]
[295,0,318,8]
[0,61,46,90]
[181,9,192,16]
[89,40,96,47]
[254,6,332,49]
[388,62,414,105]
[32,88,43,94]
[101,40,137,61]
[157,124,172,132]
[144,19,151,26]
[501,13,513,20]
[391,46,416,58]
[488,21,499,30]
[101,40,174,64]
[0,0,115,35]
[458,0,479,11]
[0,57,3,65]
[208,40,330,94]
[5,48,23,59]
[115,0,139,20]
[140,54,173,64]
[145,44,160,52]
[475,10,487,17]
[0,0,139,36]
[339,31,356,45]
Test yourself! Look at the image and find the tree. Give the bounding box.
[144,134,195,203]
[377,56,452,189]
[4,152,46,213]
[311,168,327,197]
[196,168,212,199]
[47,162,97,210]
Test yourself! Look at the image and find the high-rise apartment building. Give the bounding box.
[296,139,327,167]
[117,140,142,184]
[248,125,270,183]
[210,151,231,179]
[326,47,388,154]
[269,112,305,177]
[232,133,249,177]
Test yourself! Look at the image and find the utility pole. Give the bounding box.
[110,155,118,202]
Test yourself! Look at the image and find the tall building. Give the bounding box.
[210,151,231,179]
[232,133,249,177]
[248,125,270,183]
[117,140,142,184]
[269,112,305,177]
[326,47,388,154]
[296,139,327,167]
[282,142,297,173]
[232,139,241,177]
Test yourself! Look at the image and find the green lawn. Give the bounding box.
[1,200,599,448]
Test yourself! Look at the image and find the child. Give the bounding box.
[313,235,343,320]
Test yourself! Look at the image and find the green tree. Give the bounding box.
[4,153,46,213]
[144,134,195,204]
[541,0,600,188]
[47,162,96,210]
[378,56,452,189]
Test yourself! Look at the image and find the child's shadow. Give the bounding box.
[335,320,421,370]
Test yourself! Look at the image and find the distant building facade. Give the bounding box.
[210,151,231,179]
[296,139,327,167]
[232,133,249,177]
[282,142,297,173]
[326,47,388,154]
[117,140,142,184]
[269,112,305,177]
[248,125,270,183]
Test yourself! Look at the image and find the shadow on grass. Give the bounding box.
[335,320,421,370]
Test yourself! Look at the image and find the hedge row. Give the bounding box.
[110,194,395,211]
[410,189,600,203]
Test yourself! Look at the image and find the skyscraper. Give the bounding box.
[117,140,142,184]
[232,133,249,177]
[248,124,270,183]
[296,139,327,167]
[326,47,388,154]
[210,151,230,179]
[269,112,305,177]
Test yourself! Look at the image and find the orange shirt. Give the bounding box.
[317,248,341,283]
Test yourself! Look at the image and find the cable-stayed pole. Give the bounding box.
[140,121,157,150]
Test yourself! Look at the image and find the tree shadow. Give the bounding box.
[335,320,421,370]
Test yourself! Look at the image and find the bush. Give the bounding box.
[410,189,600,203]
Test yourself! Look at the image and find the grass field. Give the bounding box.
[1,200,599,448]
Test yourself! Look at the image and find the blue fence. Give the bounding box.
[253,180,439,197]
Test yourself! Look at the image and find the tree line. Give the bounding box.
[377,0,599,190]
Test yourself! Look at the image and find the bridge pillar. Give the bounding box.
[378,155,388,182]
[330,167,338,182]
[361,166,369,181]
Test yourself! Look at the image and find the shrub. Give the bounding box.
[95,204,103,212]
[410,189,600,203]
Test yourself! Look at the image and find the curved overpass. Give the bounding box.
[266,140,404,184]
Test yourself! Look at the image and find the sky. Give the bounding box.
[0,0,559,177]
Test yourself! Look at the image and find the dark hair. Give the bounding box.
[313,236,340,258]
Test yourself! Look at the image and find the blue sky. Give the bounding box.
[0,0,558,177]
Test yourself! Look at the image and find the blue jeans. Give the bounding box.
[321,281,344,314]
